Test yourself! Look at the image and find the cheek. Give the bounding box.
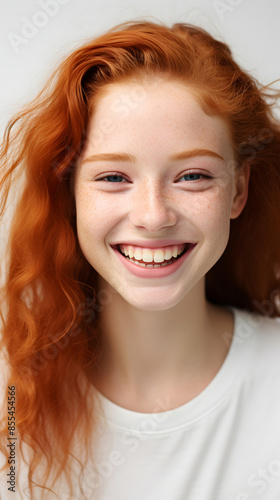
[190,187,233,241]
[75,189,118,243]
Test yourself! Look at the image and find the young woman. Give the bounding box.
[0,18,280,500]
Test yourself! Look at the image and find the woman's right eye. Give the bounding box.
[95,173,128,183]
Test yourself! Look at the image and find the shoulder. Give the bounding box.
[233,306,280,342]
[232,306,280,373]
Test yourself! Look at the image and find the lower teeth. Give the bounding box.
[124,256,178,268]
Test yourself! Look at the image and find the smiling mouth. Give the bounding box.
[113,243,192,267]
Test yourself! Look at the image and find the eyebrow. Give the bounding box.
[81,148,224,164]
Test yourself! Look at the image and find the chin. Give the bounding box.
[124,292,185,311]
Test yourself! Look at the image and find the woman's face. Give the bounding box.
[73,78,249,310]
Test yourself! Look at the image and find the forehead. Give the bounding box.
[82,78,234,162]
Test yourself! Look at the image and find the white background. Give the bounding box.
[0,0,280,257]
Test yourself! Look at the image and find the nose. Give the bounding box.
[129,181,177,232]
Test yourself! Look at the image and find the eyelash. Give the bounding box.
[95,172,212,183]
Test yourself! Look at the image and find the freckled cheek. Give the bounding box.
[75,193,121,239]
[189,191,232,237]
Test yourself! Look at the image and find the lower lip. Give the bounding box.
[111,244,197,278]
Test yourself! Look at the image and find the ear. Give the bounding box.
[230,162,251,220]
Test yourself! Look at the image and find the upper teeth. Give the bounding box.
[119,244,186,263]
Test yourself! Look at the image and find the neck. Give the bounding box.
[92,276,233,405]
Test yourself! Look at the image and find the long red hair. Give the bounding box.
[0,18,280,499]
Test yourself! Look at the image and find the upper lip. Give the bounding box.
[111,239,197,248]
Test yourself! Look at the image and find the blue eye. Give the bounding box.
[177,173,210,182]
[96,174,126,182]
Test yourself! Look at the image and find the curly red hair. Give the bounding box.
[0,18,280,498]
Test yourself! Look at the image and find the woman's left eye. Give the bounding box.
[176,173,211,182]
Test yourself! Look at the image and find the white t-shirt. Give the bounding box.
[1,305,280,500]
